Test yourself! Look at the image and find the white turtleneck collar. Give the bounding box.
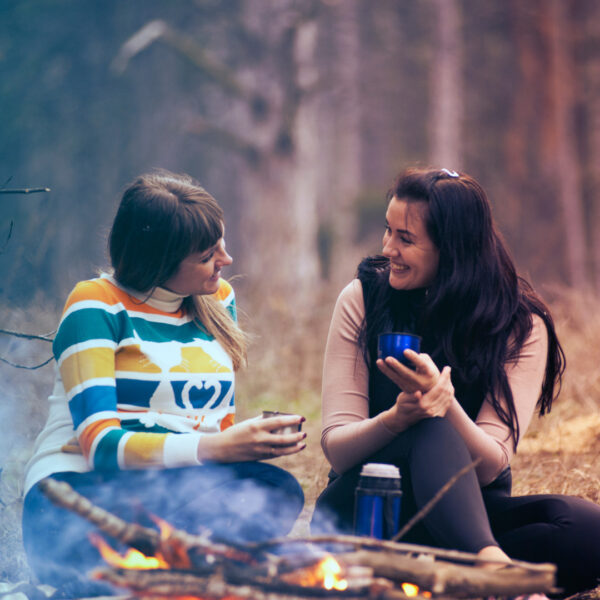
[102,273,187,313]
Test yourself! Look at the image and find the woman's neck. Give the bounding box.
[103,273,187,313]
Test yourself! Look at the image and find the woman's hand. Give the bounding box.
[381,366,455,433]
[196,414,306,463]
[376,349,440,393]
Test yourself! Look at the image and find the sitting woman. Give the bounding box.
[22,170,306,594]
[311,167,600,595]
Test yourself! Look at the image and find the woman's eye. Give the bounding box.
[201,251,215,263]
[401,236,413,245]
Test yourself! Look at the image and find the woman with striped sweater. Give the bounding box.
[22,170,305,594]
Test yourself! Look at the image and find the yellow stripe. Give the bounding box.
[61,346,115,393]
[213,279,232,302]
[123,433,166,467]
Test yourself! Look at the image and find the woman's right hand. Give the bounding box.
[381,366,454,433]
[196,414,306,463]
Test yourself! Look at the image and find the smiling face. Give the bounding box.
[163,237,232,296]
[382,196,439,290]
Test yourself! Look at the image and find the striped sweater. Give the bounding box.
[24,275,237,493]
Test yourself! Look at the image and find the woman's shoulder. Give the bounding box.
[212,278,235,306]
[63,276,120,309]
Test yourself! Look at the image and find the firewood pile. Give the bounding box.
[39,478,558,600]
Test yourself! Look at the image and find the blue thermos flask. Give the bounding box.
[354,463,402,539]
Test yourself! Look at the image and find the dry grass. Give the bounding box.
[1,283,600,598]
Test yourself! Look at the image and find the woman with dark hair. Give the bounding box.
[22,170,306,595]
[311,167,600,595]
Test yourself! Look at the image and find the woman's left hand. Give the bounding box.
[376,349,440,393]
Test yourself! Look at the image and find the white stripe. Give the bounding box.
[75,411,120,437]
[61,299,125,321]
[115,370,234,381]
[117,431,133,468]
[66,377,115,401]
[61,299,193,326]
[163,433,202,467]
[127,310,193,326]
[58,339,117,366]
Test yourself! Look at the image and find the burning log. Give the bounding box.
[339,551,555,598]
[38,478,261,568]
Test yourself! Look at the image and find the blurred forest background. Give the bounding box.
[2,0,600,587]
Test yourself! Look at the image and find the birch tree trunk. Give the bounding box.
[429,0,463,169]
[234,0,321,309]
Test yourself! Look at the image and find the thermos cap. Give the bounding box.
[360,463,400,479]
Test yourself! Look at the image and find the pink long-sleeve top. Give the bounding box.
[320,279,549,486]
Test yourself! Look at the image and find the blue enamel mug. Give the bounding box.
[377,332,421,367]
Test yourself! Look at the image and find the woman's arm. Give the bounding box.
[320,280,398,474]
[445,315,549,485]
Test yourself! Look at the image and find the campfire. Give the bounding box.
[39,478,558,600]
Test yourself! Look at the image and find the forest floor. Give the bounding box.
[1,285,600,598]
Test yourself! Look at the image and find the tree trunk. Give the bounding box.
[429,0,463,169]
[546,0,588,288]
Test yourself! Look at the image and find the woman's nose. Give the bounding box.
[218,248,233,266]
[382,237,399,258]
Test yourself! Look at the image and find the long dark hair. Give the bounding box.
[359,167,565,447]
[109,169,247,369]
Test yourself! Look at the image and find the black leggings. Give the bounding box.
[23,462,304,596]
[311,418,600,595]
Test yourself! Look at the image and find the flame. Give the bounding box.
[89,532,169,570]
[319,555,348,591]
[401,582,432,598]
[281,554,348,591]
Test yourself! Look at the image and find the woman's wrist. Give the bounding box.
[379,407,407,435]
[196,434,225,463]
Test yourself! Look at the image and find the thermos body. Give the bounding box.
[354,463,402,539]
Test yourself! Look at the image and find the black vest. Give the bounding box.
[357,256,485,421]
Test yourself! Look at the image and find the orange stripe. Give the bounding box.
[63,279,185,317]
[79,418,120,457]
[213,279,232,302]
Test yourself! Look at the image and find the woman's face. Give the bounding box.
[382,196,439,290]
[163,237,232,296]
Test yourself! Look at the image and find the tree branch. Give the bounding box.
[0,328,55,341]
[0,188,50,194]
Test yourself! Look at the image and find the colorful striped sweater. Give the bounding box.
[24,275,237,493]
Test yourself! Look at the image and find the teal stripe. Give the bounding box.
[93,429,127,470]
[121,419,171,433]
[53,306,215,360]
[227,298,237,322]
[53,307,119,359]
[130,317,213,342]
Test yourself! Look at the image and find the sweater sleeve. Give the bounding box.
[54,280,202,471]
[320,280,397,473]
[445,314,549,485]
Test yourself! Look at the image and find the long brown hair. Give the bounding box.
[109,169,247,369]
[360,167,565,448]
